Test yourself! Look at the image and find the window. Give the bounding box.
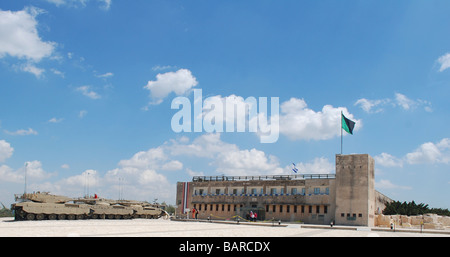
[271,188,277,195]
[272,205,276,212]
[279,205,283,212]
[287,205,290,213]
[301,188,306,195]
[316,206,320,213]
[301,206,305,213]
[199,189,204,195]
[358,213,362,217]
[294,205,297,213]
[251,188,257,194]
[325,187,329,195]
[309,206,312,213]
[314,188,320,194]
[280,188,284,195]
[215,189,221,195]
[291,188,297,195]
[324,206,328,214]
[233,189,238,195]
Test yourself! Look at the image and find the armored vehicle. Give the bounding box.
[12,192,168,221]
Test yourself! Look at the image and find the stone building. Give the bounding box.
[176,154,392,226]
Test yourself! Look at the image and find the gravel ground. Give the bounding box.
[0,217,448,237]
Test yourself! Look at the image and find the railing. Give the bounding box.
[192,174,335,182]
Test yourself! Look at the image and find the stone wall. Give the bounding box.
[375,213,450,230]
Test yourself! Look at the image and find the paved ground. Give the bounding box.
[0,217,448,237]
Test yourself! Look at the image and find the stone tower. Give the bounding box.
[335,154,375,227]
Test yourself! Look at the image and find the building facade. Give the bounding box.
[176,154,392,226]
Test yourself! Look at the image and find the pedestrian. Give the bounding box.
[192,208,196,219]
[254,212,257,222]
[195,209,199,219]
[250,211,254,222]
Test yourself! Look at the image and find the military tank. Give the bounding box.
[12,192,168,221]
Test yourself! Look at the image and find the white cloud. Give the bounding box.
[278,98,360,141]
[76,85,101,99]
[21,63,45,78]
[395,93,415,110]
[289,157,334,174]
[354,98,390,113]
[406,138,450,165]
[24,160,53,180]
[0,165,22,183]
[355,92,432,113]
[374,153,404,168]
[0,140,13,163]
[375,179,412,190]
[375,138,450,167]
[79,110,88,118]
[0,7,55,62]
[48,117,63,123]
[168,133,283,176]
[214,148,283,176]
[437,53,450,72]
[4,128,38,136]
[96,72,113,78]
[45,0,112,10]
[144,68,198,105]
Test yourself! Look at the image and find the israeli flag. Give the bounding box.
[292,163,298,173]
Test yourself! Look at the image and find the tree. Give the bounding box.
[383,200,449,216]
[0,203,13,217]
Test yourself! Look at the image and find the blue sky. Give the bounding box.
[1,0,449,208]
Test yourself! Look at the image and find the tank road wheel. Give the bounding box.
[114,215,122,219]
[107,214,114,219]
[36,214,45,220]
[92,214,98,219]
[67,214,76,220]
[76,214,84,220]
[58,214,66,220]
[48,214,57,220]
[26,213,35,220]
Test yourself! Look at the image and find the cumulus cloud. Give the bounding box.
[375,138,450,167]
[406,138,450,165]
[278,98,360,141]
[289,157,334,174]
[0,140,14,163]
[374,153,404,168]
[0,7,55,62]
[144,68,198,105]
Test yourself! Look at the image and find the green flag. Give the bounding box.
[341,113,355,135]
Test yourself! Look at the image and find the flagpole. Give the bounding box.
[340,111,343,155]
